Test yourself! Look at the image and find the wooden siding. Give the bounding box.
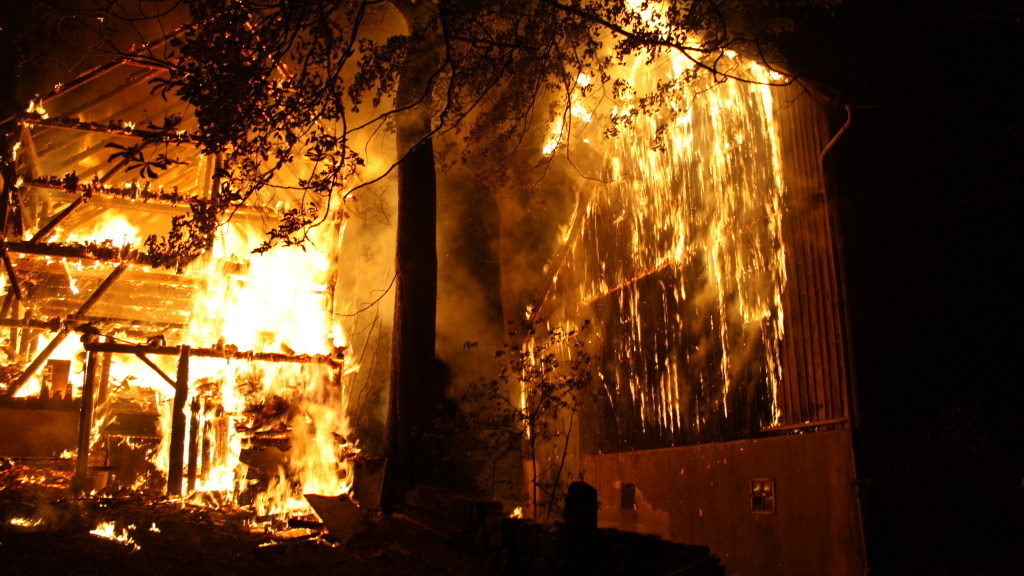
[773,87,853,427]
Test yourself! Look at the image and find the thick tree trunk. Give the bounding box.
[380,0,441,513]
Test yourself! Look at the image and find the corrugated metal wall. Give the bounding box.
[773,87,853,428]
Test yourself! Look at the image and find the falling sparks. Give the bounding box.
[538,46,788,444]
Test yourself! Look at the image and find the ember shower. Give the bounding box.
[534,52,787,450]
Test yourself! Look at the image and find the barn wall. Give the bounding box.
[585,428,866,576]
[774,87,854,427]
[577,90,866,575]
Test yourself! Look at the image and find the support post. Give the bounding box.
[187,396,200,492]
[73,334,100,491]
[97,341,112,408]
[15,308,31,359]
[9,298,20,357]
[200,416,212,484]
[167,345,189,496]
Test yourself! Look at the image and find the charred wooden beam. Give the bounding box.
[4,298,19,358]
[1,131,24,239]
[24,177,275,218]
[0,291,14,320]
[4,263,127,396]
[133,352,177,389]
[167,346,189,496]
[16,308,37,361]
[70,316,187,332]
[18,115,199,145]
[73,334,100,491]
[98,346,112,408]
[72,263,130,317]
[30,195,87,243]
[7,330,70,396]
[187,396,200,493]
[82,341,344,366]
[200,415,213,484]
[4,313,185,335]
[4,241,158,267]
[0,241,24,300]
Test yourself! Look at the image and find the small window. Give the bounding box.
[620,482,636,510]
[751,478,776,515]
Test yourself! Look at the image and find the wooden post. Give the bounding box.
[73,334,100,491]
[187,395,200,492]
[200,416,212,484]
[167,345,189,496]
[10,299,21,359]
[16,308,33,360]
[97,337,112,408]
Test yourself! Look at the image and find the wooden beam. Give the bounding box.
[133,352,177,389]
[167,346,189,497]
[187,396,200,493]
[24,177,276,219]
[29,195,88,243]
[73,335,100,492]
[17,115,199,145]
[82,340,343,366]
[0,241,24,301]
[0,318,57,330]
[97,345,112,408]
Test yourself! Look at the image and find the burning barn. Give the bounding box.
[1,4,869,575]
[0,40,358,517]
[496,55,867,575]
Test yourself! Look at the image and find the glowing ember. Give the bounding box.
[90,522,140,551]
[8,517,44,527]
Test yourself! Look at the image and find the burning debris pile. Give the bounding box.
[0,458,494,576]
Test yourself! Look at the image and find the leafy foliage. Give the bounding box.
[451,318,594,516]
[143,182,243,271]
[125,0,830,253]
